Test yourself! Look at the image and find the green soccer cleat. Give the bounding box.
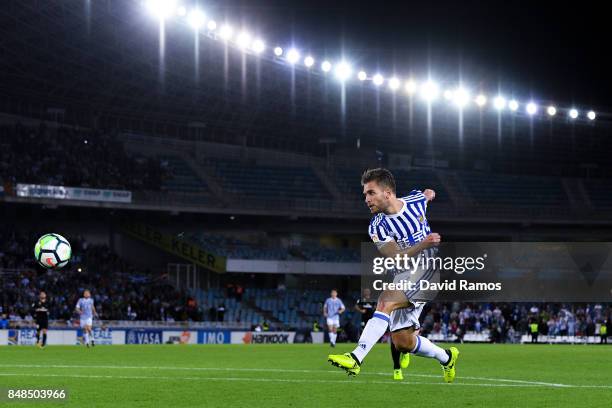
[442,347,460,383]
[400,352,410,369]
[328,353,361,376]
[393,369,403,381]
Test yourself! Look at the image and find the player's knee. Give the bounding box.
[392,332,417,353]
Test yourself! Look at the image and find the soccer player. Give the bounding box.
[323,289,345,347]
[32,291,49,348]
[354,288,375,334]
[356,288,409,380]
[328,168,459,382]
[75,289,98,348]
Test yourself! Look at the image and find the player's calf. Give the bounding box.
[392,329,459,382]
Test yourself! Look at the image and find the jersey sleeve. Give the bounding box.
[75,299,81,310]
[406,189,427,203]
[368,216,393,245]
[340,300,345,310]
[405,190,428,215]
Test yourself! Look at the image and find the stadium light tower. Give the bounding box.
[475,94,487,107]
[508,100,519,111]
[526,102,538,115]
[569,108,579,119]
[252,39,265,54]
[454,88,470,108]
[388,77,401,91]
[334,61,352,81]
[236,32,252,50]
[207,20,217,31]
[373,74,384,86]
[493,96,506,110]
[587,110,596,120]
[146,0,178,20]
[547,106,557,116]
[321,60,332,72]
[304,56,314,67]
[404,79,417,95]
[420,80,439,101]
[357,71,367,81]
[188,9,205,30]
[274,47,283,56]
[286,49,300,64]
[219,25,234,41]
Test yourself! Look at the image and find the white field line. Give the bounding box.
[0,364,610,389]
[0,372,578,388]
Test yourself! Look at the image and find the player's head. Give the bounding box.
[83,289,91,298]
[362,288,371,298]
[330,289,338,298]
[361,168,396,214]
[39,291,46,301]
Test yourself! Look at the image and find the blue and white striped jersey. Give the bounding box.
[368,189,431,248]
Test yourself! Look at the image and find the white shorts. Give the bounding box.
[389,302,426,332]
[326,316,340,328]
[80,317,93,328]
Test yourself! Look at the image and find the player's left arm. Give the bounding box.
[338,301,346,315]
[92,304,99,319]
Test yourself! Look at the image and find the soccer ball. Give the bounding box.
[34,233,72,269]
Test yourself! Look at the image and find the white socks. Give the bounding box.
[351,311,389,364]
[411,335,449,364]
[83,331,89,345]
[329,332,337,345]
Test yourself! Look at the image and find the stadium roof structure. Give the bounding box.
[0,1,610,172]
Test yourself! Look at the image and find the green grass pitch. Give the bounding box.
[0,343,610,407]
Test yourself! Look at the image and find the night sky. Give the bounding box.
[203,0,610,111]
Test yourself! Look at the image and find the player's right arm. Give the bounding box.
[75,299,82,315]
[376,232,441,258]
[323,302,328,318]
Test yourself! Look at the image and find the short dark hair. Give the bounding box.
[361,168,396,194]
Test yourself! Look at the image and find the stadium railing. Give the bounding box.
[8,320,254,330]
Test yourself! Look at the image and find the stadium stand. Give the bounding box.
[582,179,612,209]
[0,123,169,191]
[460,171,567,207]
[188,233,294,260]
[207,159,333,200]
[2,122,612,224]
[187,232,360,262]
[158,155,210,194]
